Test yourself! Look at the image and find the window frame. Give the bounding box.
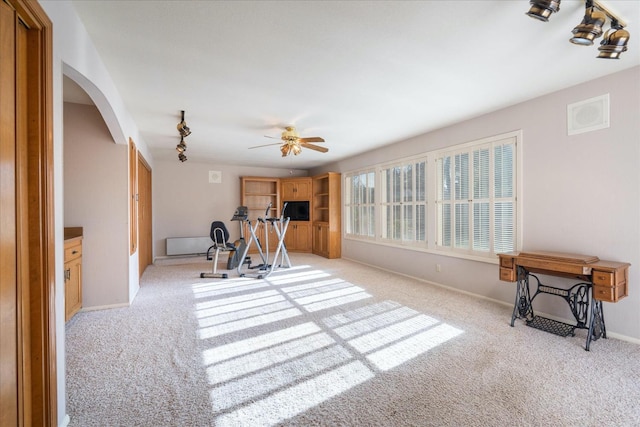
[379,157,428,247]
[344,169,376,240]
[343,130,522,264]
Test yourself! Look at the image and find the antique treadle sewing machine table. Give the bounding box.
[498,251,630,351]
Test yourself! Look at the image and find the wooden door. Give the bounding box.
[0,0,55,425]
[137,154,152,276]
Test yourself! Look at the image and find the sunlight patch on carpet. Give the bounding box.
[207,332,335,384]
[210,344,353,412]
[201,322,321,365]
[193,265,464,425]
[215,361,374,427]
[367,323,464,371]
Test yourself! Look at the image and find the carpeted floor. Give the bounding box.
[65,253,640,426]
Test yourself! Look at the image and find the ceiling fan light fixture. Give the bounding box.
[526,0,561,22]
[291,143,302,156]
[570,4,606,45]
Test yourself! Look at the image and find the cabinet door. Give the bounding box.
[281,180,297,200]
[313,223,329,257]
[281,178,311,201]
[285,223,311,252]
[65,258,82,321]
[294,180,311,200]
[244,221,279,254]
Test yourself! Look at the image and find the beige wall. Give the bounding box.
[154,160,308,257]
[64,102,130,309]
[312,66,640,341]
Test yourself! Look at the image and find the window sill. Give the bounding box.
[344,235,500,265]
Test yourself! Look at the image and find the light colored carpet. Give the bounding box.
[65,253,640,426]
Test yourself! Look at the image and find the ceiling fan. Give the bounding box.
[250,126,328,157]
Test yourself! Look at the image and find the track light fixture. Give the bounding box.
[570,1,606,45]
[526,0,630,59]
[177,110,191,137]
[597,20,630,59]
[176,110,190,162]
[176,136,187,154]
[526,0,561,22]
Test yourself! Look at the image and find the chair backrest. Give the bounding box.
[209,221,230,246]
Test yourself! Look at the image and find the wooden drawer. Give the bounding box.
[500,267,516,282]
[593,282,627,303]
[64,240,82,262]
[500,257,514,268]
[592,271,614,286]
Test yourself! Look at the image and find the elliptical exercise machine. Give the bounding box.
[237,202,291,279]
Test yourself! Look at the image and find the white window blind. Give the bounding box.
[436,136,516,255]
[345,170,375,238]
[344,130,520,261]
[380,159,427,245]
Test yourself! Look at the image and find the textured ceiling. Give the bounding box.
[69,0,640,169]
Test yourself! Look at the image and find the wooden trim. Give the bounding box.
[4,0,56,424]
[129,138,138,255]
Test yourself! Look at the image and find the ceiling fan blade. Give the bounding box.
[301,143,328,153]
[263,135,279,139]
[249,142,282,149]
[298,137,325,143]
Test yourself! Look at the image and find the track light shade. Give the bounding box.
[597,25,630,59]
[177,121,191,137]
[176,140,187,153]
[570,7,606,45]
[177,110,191,137]
[526,0,561,22]
[178,152,187,162]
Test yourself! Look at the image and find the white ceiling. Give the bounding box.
[69,0,640,169]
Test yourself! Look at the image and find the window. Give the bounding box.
[344,170,375,238]
[344,131,520,261]
[380,159,427,245]
[435,136,516,255]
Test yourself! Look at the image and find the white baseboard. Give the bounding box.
[59,414,70,427]
[81,302,130,312]
[342,256,640,347]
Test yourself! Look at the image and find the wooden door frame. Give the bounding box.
[137,153,152,276]
[1,0,56,424]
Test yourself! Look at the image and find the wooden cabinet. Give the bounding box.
[64,228,83,322]
[241,176,280,221]
[281,177,311,201]
[240,174,340,256]
[285,222,311,252]
[241,177,281,253]
[312,172,341,258]
[592,263,629,303]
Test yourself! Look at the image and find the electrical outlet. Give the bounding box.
[436,264,441,272]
